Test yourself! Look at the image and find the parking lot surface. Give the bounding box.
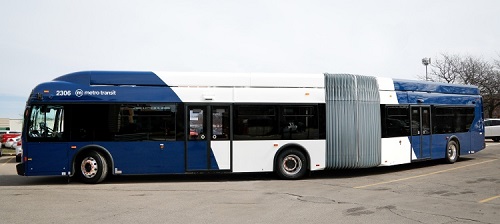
[1,143,499,224]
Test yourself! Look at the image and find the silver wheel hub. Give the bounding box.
[282,154,302,175]
[81,156,98,178]
[448,144,457,160]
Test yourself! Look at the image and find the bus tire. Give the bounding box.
[76,151,108,184]
[494,137,500,142]
[275,149,308,180]
[445,140,459,164]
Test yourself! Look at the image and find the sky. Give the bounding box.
[1,0,499,119]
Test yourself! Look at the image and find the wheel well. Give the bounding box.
[273,144,311,172]
[72,145,113,176]
[448,136,461,156]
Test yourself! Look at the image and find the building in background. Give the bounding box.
[0,118,22,131]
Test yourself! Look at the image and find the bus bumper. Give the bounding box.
[16,163,25,176]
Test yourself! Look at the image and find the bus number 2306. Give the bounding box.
[56,90,72,96]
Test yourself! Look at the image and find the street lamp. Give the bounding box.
[422,58,431,81]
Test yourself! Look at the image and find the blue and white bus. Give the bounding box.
[17,71,485,183]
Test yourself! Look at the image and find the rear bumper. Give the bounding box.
[16,163,25,176]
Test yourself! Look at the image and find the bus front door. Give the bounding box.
[186,105,231,171]
[411,106,431,160]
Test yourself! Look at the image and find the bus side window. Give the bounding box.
[115,103,181,141]
[382,105,410,138]
[27,105,65,141]
[281,106,319,140]
[433,107,475,133]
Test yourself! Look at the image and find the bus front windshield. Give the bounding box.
[27,105,64,141]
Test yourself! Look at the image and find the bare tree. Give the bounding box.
[455,55,500,118]
[483,55,500,118]
[425,53,500,118]
[456,55,492,86]
[479,71,500,118]
[427,53,461,83]
[494,53,500,69]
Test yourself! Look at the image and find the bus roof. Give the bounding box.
[393,79,480,95]
[53,71,325,88]
[54,71,167,86]
[50,71,479,95]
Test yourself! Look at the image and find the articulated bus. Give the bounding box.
[17,71,485,183]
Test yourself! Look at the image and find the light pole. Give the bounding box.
[422,58,431,81]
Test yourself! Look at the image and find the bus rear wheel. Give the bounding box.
[76,151,108,184]
[275,149,308,180]
[445,140,459,164]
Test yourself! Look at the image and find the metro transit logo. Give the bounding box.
[75,89,84,97]
[74,89,116,97]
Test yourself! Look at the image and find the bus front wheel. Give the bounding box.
[275,149,308,180]
[76,151,108,184]
[445,140,459,164]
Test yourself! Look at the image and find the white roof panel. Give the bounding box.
[153,71,324,88]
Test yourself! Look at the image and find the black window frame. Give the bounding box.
[233,104,324,140]
[381,105,410,138]
[432,106,475,134]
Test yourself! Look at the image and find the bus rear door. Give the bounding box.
[411,106,431,160]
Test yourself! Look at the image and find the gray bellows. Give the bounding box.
[324,74,381,169]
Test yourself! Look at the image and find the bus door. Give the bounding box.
[186,105,231,171]
[410,106,431,160]
[24,105,70,176]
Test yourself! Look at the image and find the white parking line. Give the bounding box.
[479,195,500,203]
[1,156,14,166]
[354,159,498,189]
